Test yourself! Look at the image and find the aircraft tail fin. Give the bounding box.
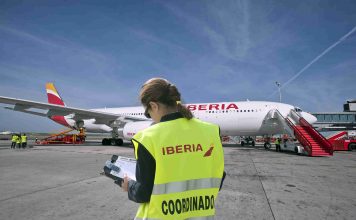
[46,83,66,106]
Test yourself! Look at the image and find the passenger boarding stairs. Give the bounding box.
[271,109,333,156]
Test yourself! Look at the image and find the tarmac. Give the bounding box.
[0,140,355,220]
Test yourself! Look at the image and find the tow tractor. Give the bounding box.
[271,134,308,155]
[327,131,356,151]
[279,138,308,155]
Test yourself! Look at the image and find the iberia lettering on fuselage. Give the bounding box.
[186,103,238,111]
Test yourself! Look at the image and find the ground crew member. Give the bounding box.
[16,134,22,149]
[275,138,281,152]
[119,78,226,220]
[21,133,27,148]
[11,134,17,149]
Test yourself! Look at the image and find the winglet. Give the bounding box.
[46,83,65,106]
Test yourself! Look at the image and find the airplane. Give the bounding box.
[0,131,12,135]
[0,83,317,147]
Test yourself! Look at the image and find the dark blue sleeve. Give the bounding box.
[219,171,226,191]
[127,141,156,203]
[217,126,226,191]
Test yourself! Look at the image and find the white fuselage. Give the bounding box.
[60,101,317,138]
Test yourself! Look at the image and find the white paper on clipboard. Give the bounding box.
[105,156,136,181]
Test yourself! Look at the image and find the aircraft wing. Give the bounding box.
[0,96,147,125]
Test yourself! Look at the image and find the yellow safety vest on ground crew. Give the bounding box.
[11,135,17,142]
[16,137,21,144]
[132,118,224,220]
[21,135,27,143]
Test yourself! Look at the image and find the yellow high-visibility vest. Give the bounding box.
[132,118,224,220]
[16,137,21,144]
[21,135,27,143]
[11,135,17,142]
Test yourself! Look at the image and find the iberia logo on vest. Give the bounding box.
[162,143,214,157]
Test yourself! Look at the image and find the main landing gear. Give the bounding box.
[102,127,124,146]
[240,136,255,147]
[102,138,124,146]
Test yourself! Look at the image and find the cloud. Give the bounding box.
[0,25,59,48]
[1,1,356,132]
[0,25,128,102]
[275,58,356,112]
[268,25,356,99]
[0,24,115,71]
[160,0,252,60]
[130,28,189,53]
[0,25,130,131]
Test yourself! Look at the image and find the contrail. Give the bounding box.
[268,25,356,99]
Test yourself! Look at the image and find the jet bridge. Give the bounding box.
[273,109,333,156]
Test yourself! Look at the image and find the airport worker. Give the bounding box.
[21,133,27,148]
[120,78,226,220]
[275,138,281,152]
[16,134,22,149]
[11,134,17,149]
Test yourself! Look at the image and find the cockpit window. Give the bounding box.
[294,107,302,112]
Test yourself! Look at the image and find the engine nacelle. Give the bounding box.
[75,120,84,129]
[123,121,154,140]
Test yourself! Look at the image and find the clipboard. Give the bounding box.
[103,155,136,182]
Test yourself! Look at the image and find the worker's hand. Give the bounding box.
[121,175,130,192]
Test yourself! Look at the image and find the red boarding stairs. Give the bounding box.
[284,110,333,157]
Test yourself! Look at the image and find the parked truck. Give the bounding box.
[327,131,356,151]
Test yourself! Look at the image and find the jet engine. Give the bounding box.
[123,121,154,140]
[75,120,84,129]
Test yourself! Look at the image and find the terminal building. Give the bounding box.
[312,100,356,131]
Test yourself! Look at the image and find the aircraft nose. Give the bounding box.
[301,112,317,124]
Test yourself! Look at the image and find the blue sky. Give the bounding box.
[0,0,356,132]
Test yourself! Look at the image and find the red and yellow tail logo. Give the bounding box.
[46,83,65,106]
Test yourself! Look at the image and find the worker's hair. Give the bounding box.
[140,78,193,120]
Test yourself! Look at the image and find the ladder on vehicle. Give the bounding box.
[326,131,356,151]
[327,131,348,141]
[274,109,333,156]
[37,128,86,145]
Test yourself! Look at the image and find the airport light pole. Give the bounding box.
[275,81,282,102]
